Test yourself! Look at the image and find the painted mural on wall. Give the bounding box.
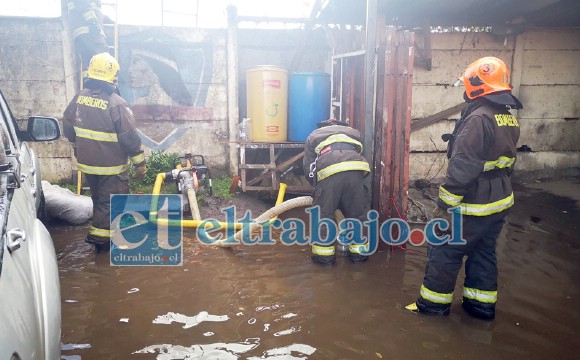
[117,29,214,150]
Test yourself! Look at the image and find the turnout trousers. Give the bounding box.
[85,172,129,248]
[416,211,507,319]
[311,171,370,264]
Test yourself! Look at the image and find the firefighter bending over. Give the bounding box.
[64,52,147,252]
[303,119,371,265]
[407,56,522,320]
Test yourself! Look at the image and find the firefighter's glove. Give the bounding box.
[432,207,452,236]
[134,165,147,180]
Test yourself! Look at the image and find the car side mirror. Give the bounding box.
[26,116,61,142]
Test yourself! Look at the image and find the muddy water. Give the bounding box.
[53,183,580,360]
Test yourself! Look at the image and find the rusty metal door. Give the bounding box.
[373,28,414,221]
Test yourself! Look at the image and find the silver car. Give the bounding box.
[0,89,61,360]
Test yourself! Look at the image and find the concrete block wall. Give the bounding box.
[115,26,230,176]
[516,30,580,152]
[0,18,75,182]
[0,18,232,181]
[0,19,332,182]
[1,18,578,183]
[410,29,580,181]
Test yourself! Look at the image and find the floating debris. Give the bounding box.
[281,313,298,319]
[247,343,316,359]
[64,300,78,303]
[153,311,229,329]
[61,343,91,351]
[248,318,257,325]
[203,332,214,337]
[119,318,129,323]
[134,338,260,360]
[256,304,284,312]
[127,288,140,294]
[263,324,270,331]
[273,326,301,337]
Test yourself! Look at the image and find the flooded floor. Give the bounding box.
[52,180,580,360]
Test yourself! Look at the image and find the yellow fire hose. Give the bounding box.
[149,172,242,229]
[214,194,314,247]
[146,172,349,248]
[187,188,202,221]
[149,173,290,233]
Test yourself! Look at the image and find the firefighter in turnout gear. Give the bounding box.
[67,0,108,74]
[407,57,522,320]
[303,119,371,265]
[64,52,146,251]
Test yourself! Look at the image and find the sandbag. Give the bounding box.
[42,180,93,225]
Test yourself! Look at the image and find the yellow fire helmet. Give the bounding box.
[87,52,120,84]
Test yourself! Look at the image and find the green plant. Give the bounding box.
[129,150,180,191]
[211,176,235,200]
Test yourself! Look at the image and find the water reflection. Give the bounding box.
[51,187,580,359]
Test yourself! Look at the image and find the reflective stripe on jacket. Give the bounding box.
[63,85,144,176]
[303,125,370,184]
[438,98,520,216]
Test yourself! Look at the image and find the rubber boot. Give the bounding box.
[347,252,368,264]
[311,255,336,266]
[462,299,495,320]
[86,234,110,253]
[94,242,111,253]
[416,298,451,316]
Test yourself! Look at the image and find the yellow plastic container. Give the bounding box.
[246,66,288,142]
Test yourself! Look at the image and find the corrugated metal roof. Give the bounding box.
[318,0,580,27]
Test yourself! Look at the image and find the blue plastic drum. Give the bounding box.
[288,72,331,142]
